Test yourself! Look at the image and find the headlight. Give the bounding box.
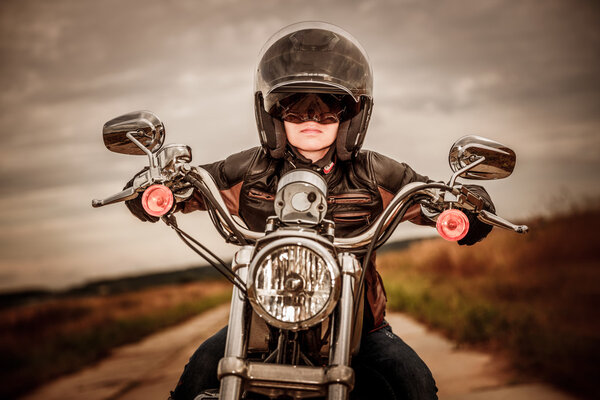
[248,237,340,330]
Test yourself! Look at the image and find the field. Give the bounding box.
[378,208,600,399]
[0,280,231,399]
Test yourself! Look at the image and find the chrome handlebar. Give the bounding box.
[193,169,443,249]
[189,169,528,250]
[192,169,442,248]
[190,167,263,242]
[93,163,529,249]
[333,182,446,249]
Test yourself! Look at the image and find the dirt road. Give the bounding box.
[22,304,577,400]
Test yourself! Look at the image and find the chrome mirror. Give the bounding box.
[449,135,516,180]
[102,111,165,155]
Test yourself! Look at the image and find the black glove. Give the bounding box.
[124,168,159,223]
[457,185,495,246]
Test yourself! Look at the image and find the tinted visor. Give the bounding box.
[270,93,360,124]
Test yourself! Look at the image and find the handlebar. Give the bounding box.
[187,170,445,250]
[93,164,529,250]
[333,182,448,249]
[185,169,528,250]
[189,168,263,242]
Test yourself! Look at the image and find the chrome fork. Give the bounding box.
[218,246,252,400]
[328,253,361,400]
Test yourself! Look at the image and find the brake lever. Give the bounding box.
[92,164,158,208]
[92,160,195,209]
[92,168,153,208]
[92,186,138,208]
[442,185,486,212]
[477,210,529,233]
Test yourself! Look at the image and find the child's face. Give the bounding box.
[284,120,339,157]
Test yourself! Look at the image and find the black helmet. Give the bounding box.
[254,22,374,161]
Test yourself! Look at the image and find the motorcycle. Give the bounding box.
[92,111,528,400]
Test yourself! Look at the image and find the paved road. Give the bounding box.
[22,304,578,400]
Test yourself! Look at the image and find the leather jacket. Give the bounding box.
[181,145,434,331]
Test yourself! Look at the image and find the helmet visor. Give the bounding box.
[273,93,345,124]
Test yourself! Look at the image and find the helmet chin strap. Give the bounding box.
[285,143,337,174]
[335,119,352,161]
[271,118,287,158]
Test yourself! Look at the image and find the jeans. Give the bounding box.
[170,324,438,400]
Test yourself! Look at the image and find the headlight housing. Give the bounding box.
[247,237,340,330]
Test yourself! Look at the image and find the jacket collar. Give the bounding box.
[285,145,336,174]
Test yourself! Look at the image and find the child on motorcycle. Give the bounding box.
[127,22,494,400]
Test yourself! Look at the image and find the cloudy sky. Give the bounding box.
[1,0,599,291]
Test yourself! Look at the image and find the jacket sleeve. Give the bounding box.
[181,147,261,215]
[367,151,434,226]
[369,151,430,193]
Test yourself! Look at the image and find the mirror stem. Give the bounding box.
[126,131,155,162]
[126,131,161,180]
[448,156,486,186]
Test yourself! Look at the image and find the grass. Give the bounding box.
[378,208,600,399]
[0,280,231,399]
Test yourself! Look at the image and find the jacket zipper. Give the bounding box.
[332,211,371,224]
[248,188,275,201]
[327,193,372,205]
